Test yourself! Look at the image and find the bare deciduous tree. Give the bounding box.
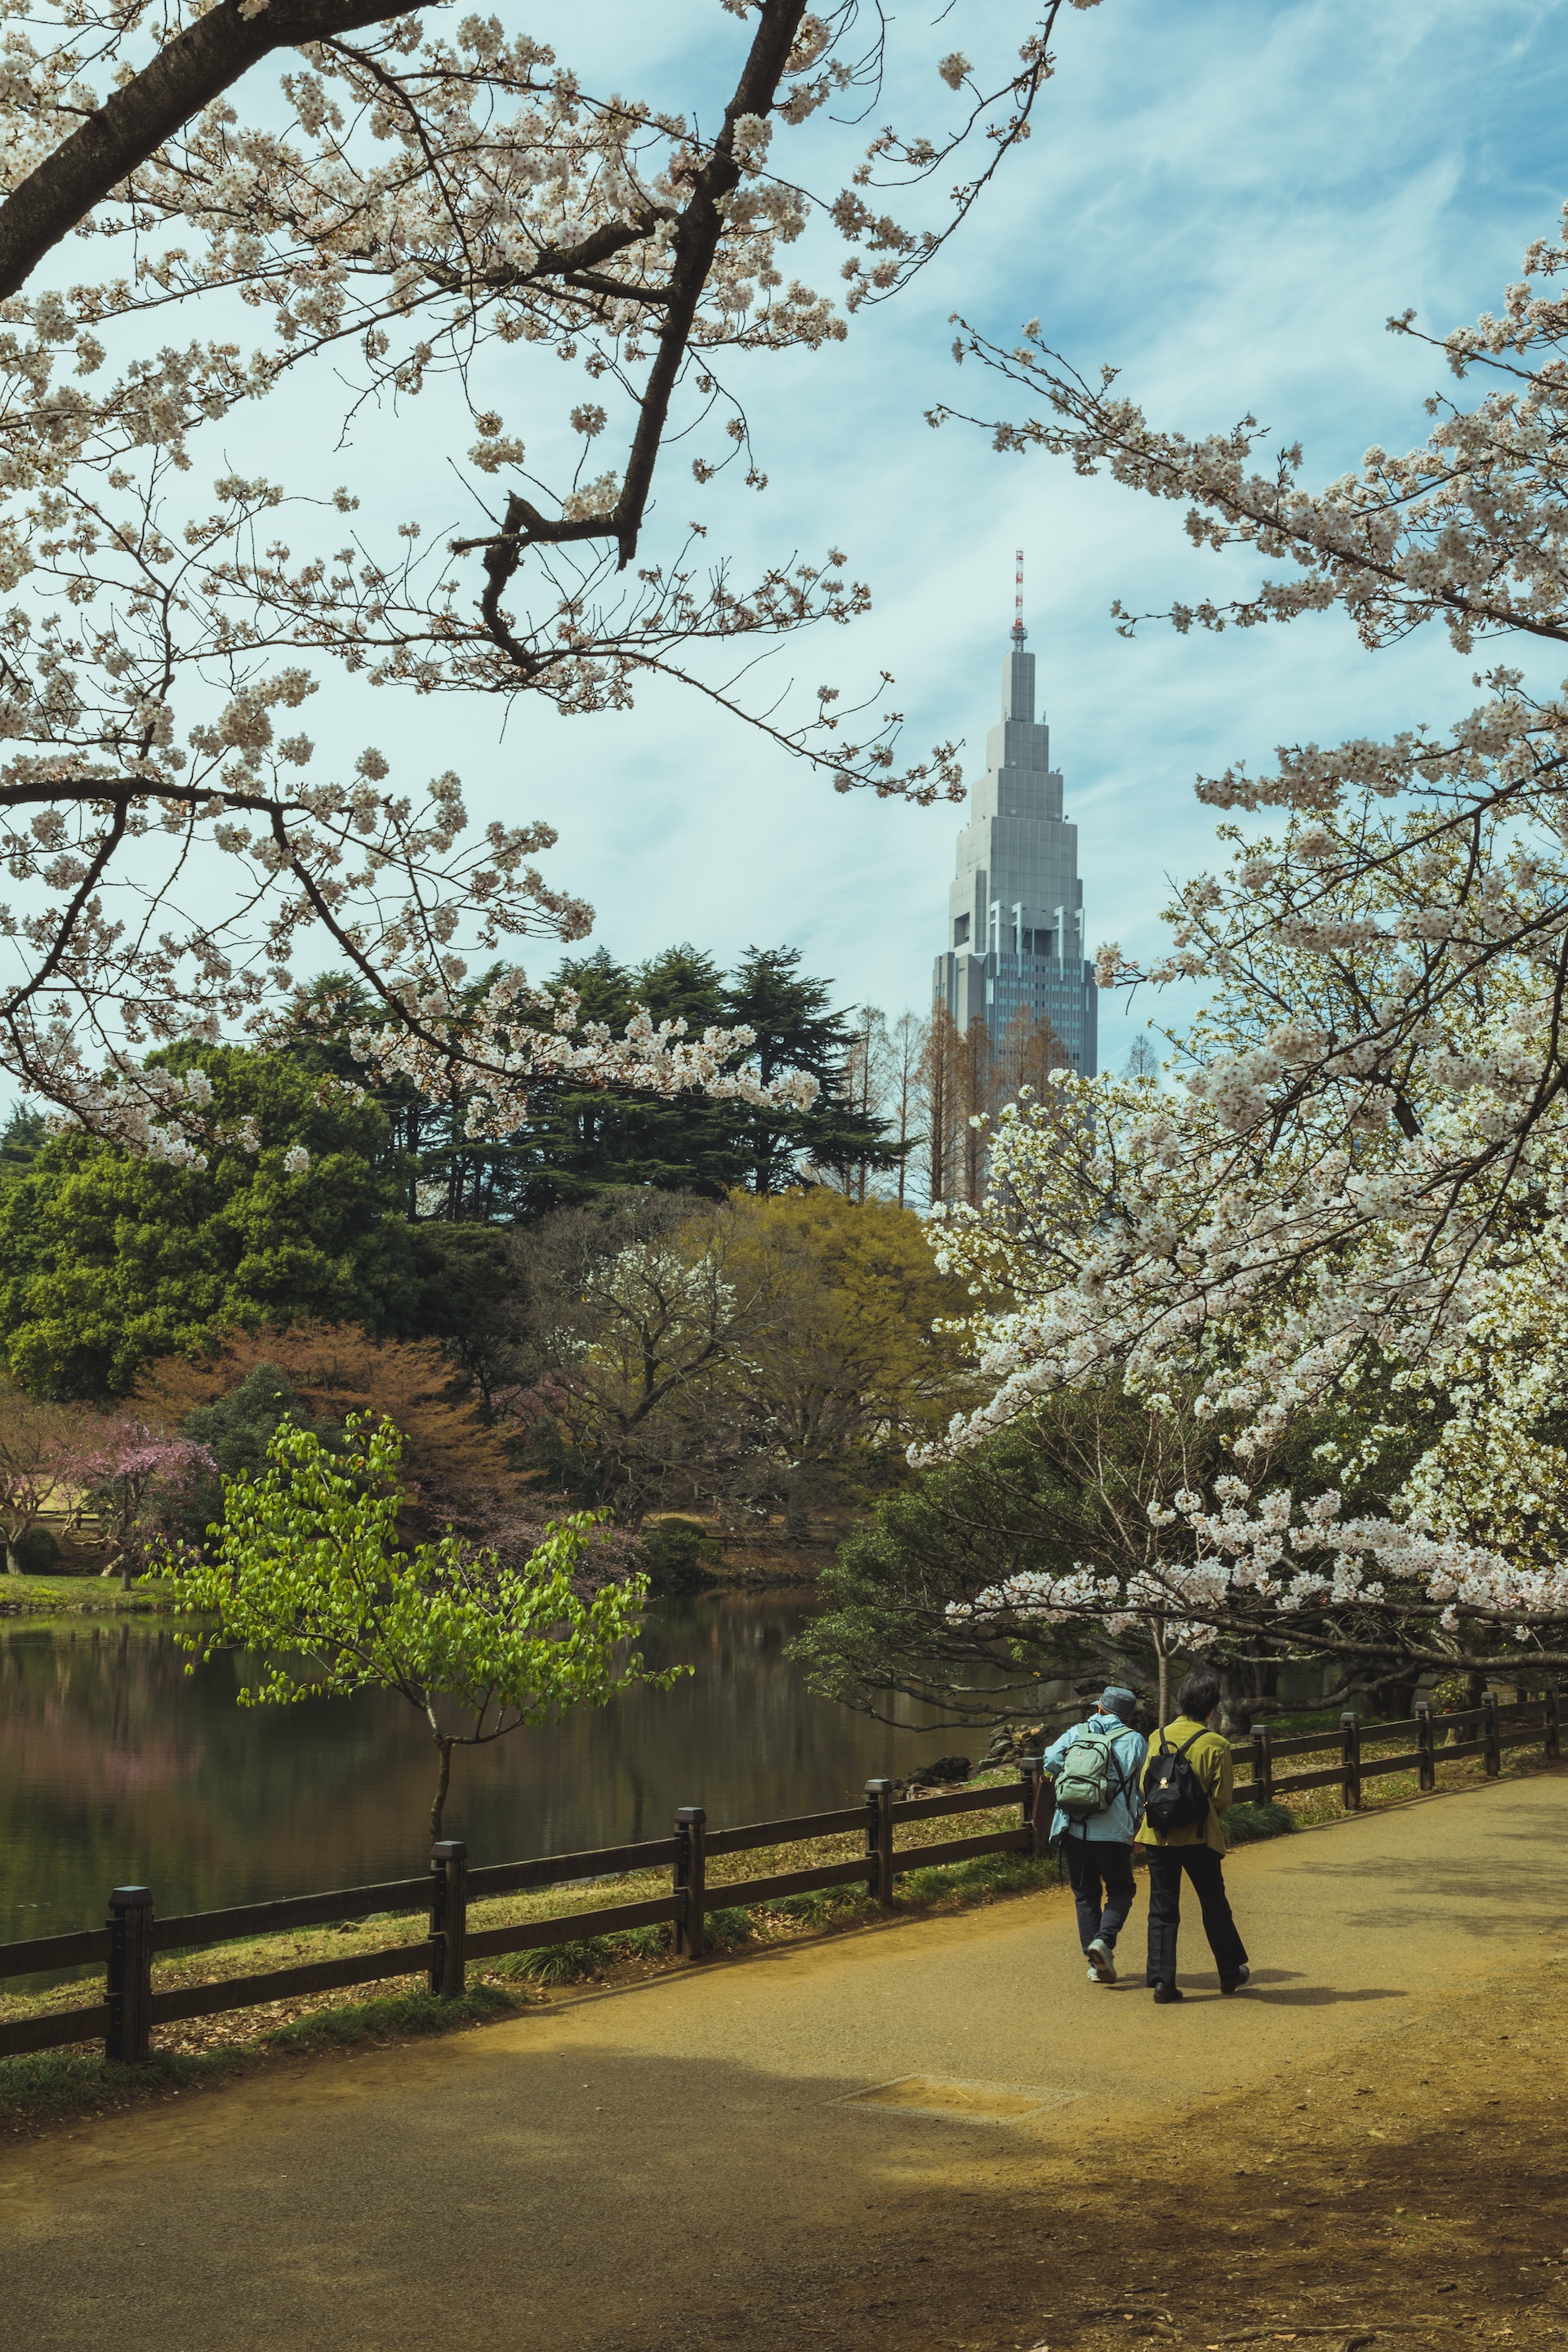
[0,1385,82,1573]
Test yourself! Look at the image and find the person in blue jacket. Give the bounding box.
[1040,1686,1148,1984]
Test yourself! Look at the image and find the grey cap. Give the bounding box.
[1099,1686,1138,1717]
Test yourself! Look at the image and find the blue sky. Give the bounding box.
[242,0,1568,1070]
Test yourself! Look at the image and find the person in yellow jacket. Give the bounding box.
[1135,1665,1250,2004]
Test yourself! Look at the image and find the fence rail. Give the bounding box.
[1241,1690,1558,1809]
[0,1774,1040,2065]
[4,1687,1558,2069]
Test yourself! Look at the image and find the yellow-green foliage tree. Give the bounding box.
[511,1187,977,1537]
[723,1187,978,1535]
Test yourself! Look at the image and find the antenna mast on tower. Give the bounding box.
[1012,549,1026,642]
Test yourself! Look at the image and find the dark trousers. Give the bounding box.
[1061,1836,1137,1951]
[1144,1844,1248,1985]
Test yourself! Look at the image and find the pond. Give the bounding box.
[1,1591,1029,1945]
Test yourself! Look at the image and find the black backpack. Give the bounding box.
[1143,1726,1213,1836]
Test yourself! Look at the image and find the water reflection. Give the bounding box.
[2,1593,964,1942]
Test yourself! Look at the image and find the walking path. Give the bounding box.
[5,1771,1567,2350]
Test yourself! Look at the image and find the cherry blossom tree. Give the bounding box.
[928,204,1568,1335]
[1,0,1102,1157]
[75,1418,215,1588]
[914,201,1568,1691]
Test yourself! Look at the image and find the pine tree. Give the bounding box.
[722,947,902,1196]
[272,947,902,1215]
[0,1105,47,1177]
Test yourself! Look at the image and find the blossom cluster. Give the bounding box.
[357,973,818,1140]
[920,206,1568,1672]
[0,0,1076,1136]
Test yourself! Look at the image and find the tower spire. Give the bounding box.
[933,572,1098,1091]
[1003,546,1034,722]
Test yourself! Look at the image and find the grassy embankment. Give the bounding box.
[0,1573,174,1615]
[3,1728,1556,2137]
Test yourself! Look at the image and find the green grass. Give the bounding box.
[899,1851,1058,1904]
[0,2045,249,2131]
[0,1571,172,1615]
[499,1928,671,1984]
[702,1906,756,1952]
[771,1885,873,1927]
[262,1984,521,2048]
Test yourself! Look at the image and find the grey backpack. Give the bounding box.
[1053,1728,1128,1824]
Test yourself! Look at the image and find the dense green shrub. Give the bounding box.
[0,1045,418,1397]
[1224,1801,1298,1846]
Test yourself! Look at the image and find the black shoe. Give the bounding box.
[1152,1981,1184,2004]
[1220,1967,1250,1995]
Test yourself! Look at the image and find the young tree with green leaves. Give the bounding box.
[158,1414,674,1842]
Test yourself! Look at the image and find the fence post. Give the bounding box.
[106,1886,154,2064]
[1546,1682,1561,1764]
[865,1779,894,1909]
[1250,1724,1274,1808]
[1340,1712,1362,1813]
[1414,1700,1436,1793]
[429,1840,468,1998]
[674,1806,706,1962]
[1020,1754,1046,1859]
[1482,1690,1501,1778]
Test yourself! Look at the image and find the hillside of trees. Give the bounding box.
[0,942,1025,1582]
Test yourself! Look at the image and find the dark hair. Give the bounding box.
[1177,1666,1221,1721]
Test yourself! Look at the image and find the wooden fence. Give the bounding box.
[1241,1689,1559,1809]
[2,1686,1558,2069]
[0,1775,1041,2065]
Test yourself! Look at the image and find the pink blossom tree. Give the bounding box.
[74,1422,216,1592]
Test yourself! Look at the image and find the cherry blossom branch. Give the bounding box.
[0,0,417,302]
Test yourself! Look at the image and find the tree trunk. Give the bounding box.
[1153,1622,1171,1728]
[1219,1661,1276,1738]
[1218,1664,1250,1739]
[430,1737,455,1842]
[1367,1672,1419,1721]
[3,1539,18,1576]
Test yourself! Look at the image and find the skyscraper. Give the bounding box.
[931,599,1098,1075]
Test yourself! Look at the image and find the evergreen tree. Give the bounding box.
[265,944,902,1221]
[0,1105,47,1177]
[521,946,749,1208]
[722,946,902,1196]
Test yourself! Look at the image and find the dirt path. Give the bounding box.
[5,1771,1568,2350]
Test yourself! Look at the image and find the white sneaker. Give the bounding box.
[1086,1938,1117,1983]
